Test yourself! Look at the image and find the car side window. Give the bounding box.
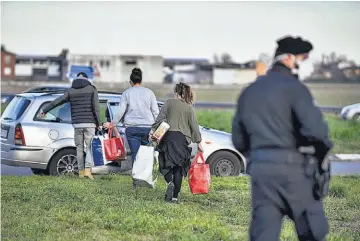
[99,101,108,124]
[104,101,163,124]
[34,102,71,123]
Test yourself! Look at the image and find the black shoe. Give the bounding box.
[165,182,175,202]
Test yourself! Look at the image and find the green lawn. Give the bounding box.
[1,104,7,115]
[305,83,360,107]
[1,175,359,241]
[196,110,360,154]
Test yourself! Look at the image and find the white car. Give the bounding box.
[340,103,360,121]
[1,91,247,177]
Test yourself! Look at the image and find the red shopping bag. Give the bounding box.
[189,152,211,195]
[103,127,126,161]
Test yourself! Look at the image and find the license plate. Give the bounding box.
[1,129,8,139]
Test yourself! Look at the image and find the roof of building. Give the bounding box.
[197,60,257,70]
[68,53,163,59]
[164,58,210,67]
[120,54,163,59]
[1,45,16,56]
[16,55,66,62]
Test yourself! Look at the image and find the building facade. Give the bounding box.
[120,55,164,83]
[168,60,257,85]
[212,61,257,85]
[1,45,16,81]
[171,64,213,85]
[15,49,68,82]
[67,53,164,83]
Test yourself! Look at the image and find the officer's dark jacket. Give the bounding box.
[232,63,333,157]
[43,77,101,126]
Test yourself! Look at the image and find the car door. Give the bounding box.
[30,101,74,148]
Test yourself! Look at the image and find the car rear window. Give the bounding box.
[1,96,31,121]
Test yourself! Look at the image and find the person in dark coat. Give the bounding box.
[150,82,203,203]
[41,72,101,179]
[232,36,333,241]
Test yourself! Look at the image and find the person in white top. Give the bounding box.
[103,68,159,178]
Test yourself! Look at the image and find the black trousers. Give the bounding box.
[249,149,329,241]
[164,166,183,198]
[250,175,328,241]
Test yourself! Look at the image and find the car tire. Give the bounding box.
[353,114,360,122]
[208,151,243,177]
[48,149,78,176]
[31,168,48,175]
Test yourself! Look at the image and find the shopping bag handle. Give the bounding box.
[107,127,125,147]
[108,126,121,138]
[194,152,205,164]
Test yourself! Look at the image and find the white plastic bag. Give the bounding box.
[132,145,158,188]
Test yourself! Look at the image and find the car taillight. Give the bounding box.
[15,124,26,146]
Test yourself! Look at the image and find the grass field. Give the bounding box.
[196,110,360,154]
[1,83,359,240]
[1,101,358,154]
[1,175,359,241]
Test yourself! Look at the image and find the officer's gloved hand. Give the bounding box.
[313,142,330,163]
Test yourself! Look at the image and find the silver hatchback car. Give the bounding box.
[1,91,247,176]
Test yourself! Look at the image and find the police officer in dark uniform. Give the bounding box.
[232,36,333,241]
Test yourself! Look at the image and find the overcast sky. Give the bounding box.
[1,1,360,78]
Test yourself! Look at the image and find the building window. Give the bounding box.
[16,59,31,64]
[89,60,93,66]
[4,55,11,64]
[4,67,12,76]
[125,60,137,65]
[106,61,110,68]
[100,60,104,68]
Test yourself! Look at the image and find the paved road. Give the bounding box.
[1,164,33,176]
[2,162,359,177]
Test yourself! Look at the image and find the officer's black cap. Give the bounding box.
[275,36,313,56]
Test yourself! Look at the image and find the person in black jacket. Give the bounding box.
[232,36,333,241]
[41,72,101,179]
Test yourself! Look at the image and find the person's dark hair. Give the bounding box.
[77,72,88,78]
[130,68,142,84]
[174,82,195,105]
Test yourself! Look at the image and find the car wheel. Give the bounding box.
[31,168,48,175]
[208,151,243,177]
[353,114,360,122]
[49,149,78,176]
